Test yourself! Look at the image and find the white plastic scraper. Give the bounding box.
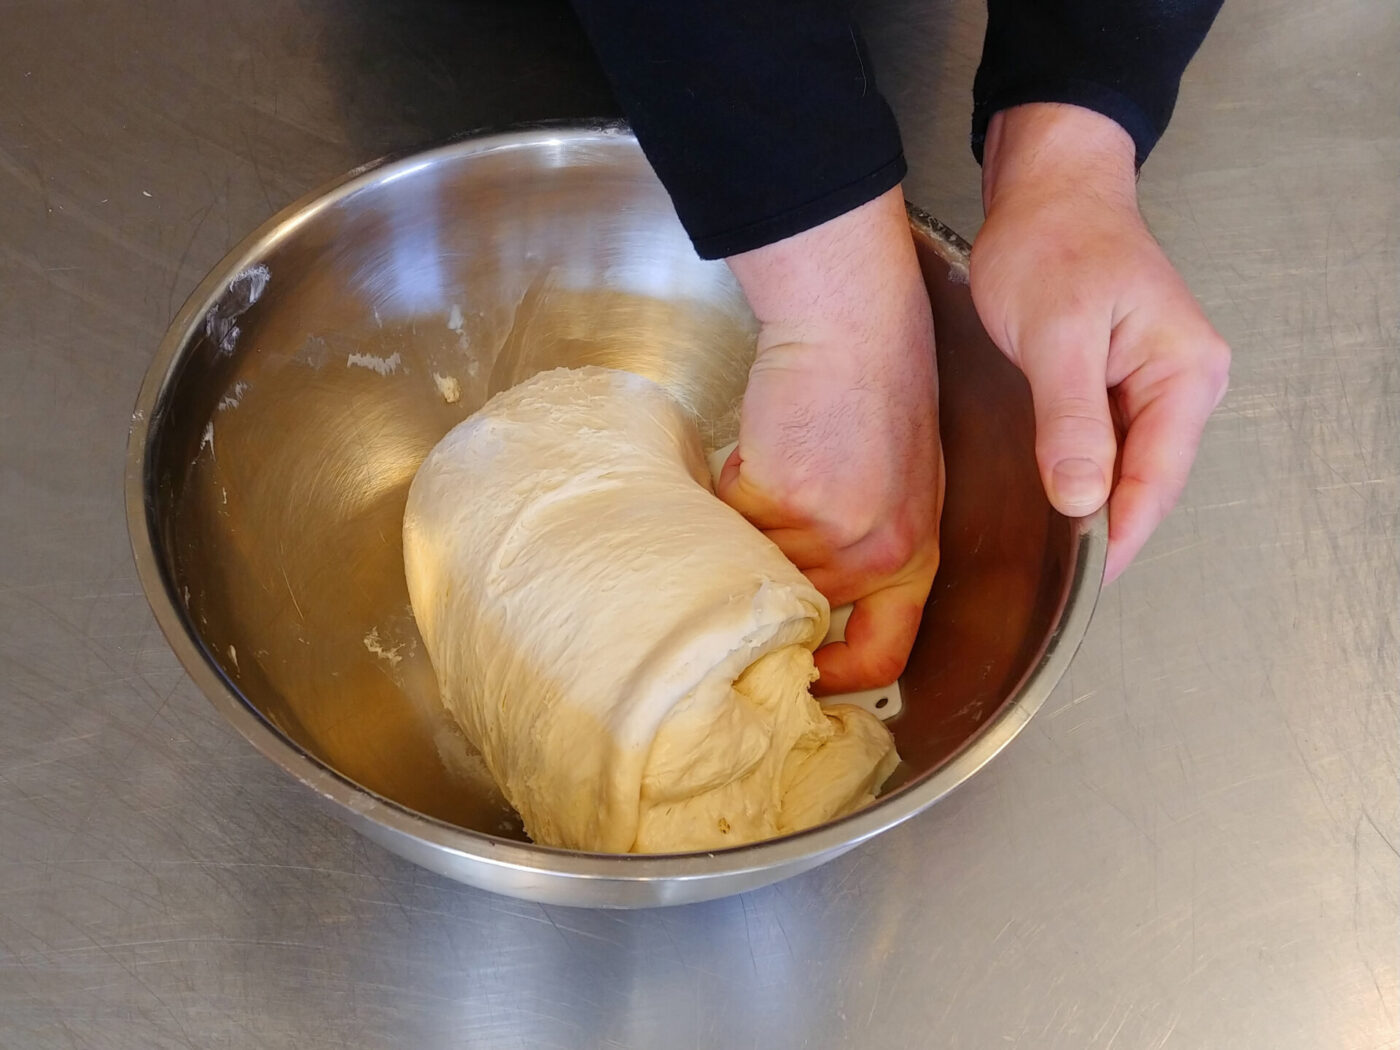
[707,443,903,721]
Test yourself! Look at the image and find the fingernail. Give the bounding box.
[1051,458,1107,513]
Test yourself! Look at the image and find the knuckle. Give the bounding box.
[1047,393,1109,423]
[1203,340,1232,394]
[862,646,910,686]
[862,518,922,579]
[862,543,909,580]
[824,513,876,551]
[1210,370,1230,409]
[851,641,918,691]
[1043,395,1115,443]
[1181,334,1231,406]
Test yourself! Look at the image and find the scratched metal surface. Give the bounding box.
[0,0,1395,1047]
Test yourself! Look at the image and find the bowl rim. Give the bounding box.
[125,122,1107,886]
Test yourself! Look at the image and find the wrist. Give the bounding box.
[982,104,1138,214]
[725,186,920,342]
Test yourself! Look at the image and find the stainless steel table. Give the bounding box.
[2,1,1395,1047]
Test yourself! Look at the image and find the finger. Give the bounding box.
[715,444,743,493]
[1017,319,1119,517]
[812,580,927,694]
[1104,359,1226,581]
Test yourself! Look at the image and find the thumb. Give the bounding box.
[714,443,743,501]
[715,445,794,531]
[1017,322,1118,517]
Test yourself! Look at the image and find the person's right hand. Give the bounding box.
[719,186,945,693]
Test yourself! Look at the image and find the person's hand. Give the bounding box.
[720,186,944,693]
[973,103,1231,581]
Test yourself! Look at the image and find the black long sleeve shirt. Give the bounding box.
[570,0,1223,259]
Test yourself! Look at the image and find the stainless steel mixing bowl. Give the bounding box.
[126,124,1105,908]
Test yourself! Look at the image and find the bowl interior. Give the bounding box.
[140,130,1080,845]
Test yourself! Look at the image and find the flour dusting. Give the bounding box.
[347,351,402,376]
[363,627,404,667]
[433,373,461,404]
[217,381,249,412]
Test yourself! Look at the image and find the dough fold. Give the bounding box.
[403,366,898,853]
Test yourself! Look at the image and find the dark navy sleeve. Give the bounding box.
[569,1,905,260]
[972,0,1225,167]
[571,1,1223,259]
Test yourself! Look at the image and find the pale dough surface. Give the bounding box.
[403,366,899,853]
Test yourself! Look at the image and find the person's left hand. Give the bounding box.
[972,103,1231,581]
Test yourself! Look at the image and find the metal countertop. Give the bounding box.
[2,1,1395,1047]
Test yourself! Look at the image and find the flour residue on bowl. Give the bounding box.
[444,302,486,377]
[432,373,461,403]
[347,351,403,376]
[217,381,249,412]
[433,726,518,833]
[363,627,405,667]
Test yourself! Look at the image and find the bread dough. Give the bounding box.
[403,366,899,853]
